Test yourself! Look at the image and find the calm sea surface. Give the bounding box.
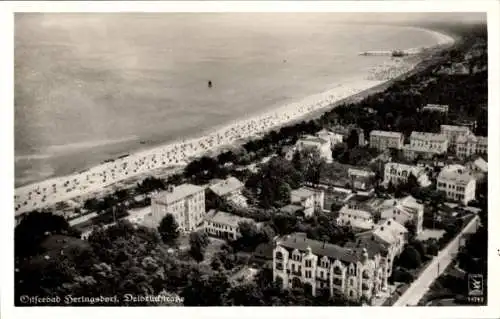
[15,14,441,187]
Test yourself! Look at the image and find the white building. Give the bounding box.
[204,210,255,240]
[456,134,488,159]
[290,187,324,217]
[352,219,408,276]
[294,136,333,163]
[383,162,431,187]
[422,104,449,113]
[379,196,424,235]
[208,176,247,207]
[151,184,206,232]
[316,129,344,148]
[347,168,375,191]
[468,157,488,174]
[410,131,448,153]
[337,204,375,231]
[273,232,390,303]
[437,165,477,205]
[440,125,472,147]
[369,130,404,151]
[402,131,449,160]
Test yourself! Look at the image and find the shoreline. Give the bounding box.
[14,28,456,216]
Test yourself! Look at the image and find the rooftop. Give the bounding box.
[291,187,316,200]
[473,157,488,173]
[205,210,253,228]
[385,162,427,177]
[456,134,478,144]
[209,177,244,197]
[440,125,471,133]
[153,184,205,205]
[423,104,448,108]
[348,168,375,178]
[402,144,443,154]
[339,205,373,220]
[438,165,475,185]
[344,239,387,258]
[297,136,329,145]
[278,233,371,263]
[370,130,403,139]
[410,131,448,142]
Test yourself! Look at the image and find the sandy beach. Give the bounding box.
[14,29,455,216]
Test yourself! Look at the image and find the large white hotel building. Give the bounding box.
[151,184,206,232]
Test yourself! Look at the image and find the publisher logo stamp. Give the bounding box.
[467,274,484,304]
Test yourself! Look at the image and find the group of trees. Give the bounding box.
[15,212,359,306]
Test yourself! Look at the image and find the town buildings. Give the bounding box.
[347,168,376,192]
[402,131,448,160]
[369,130,404,151]
[378,195,424,235]
[351,218,408,276]
[290,187,325,217]
[440,125,471,147]
[288,135,333,163]
[336,196,377,231]
[455,134,488,159]
[151,184,206,232]
[273,232,390,303]
[316,129,344,148]
[437,165,477,205]
[383,162,431,187]
[421,104,449,113]
[467,157,488,174]
[208,176,247,207]
[337,205,375,231]
[204,210,254,240]
[330,125,366,146]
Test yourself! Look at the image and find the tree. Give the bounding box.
[15,211,78,259]
[346,129,359,149]
[182,272,230,306]
[189,231,210,262]
[157,214,180,246]
[397,246,422,269]
[272,213,298,235]
[224,283,265,306]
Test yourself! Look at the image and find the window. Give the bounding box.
[306,271,311,278]
[275,252,283,260]
[362,270,370,279]
[305,260,312,268]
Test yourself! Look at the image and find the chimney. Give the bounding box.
[167,185,175,193]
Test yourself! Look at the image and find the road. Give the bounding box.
[393,215,480,306]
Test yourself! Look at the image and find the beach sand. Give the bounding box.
[14,30,455,217]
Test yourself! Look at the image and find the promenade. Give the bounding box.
[393,215,480,306]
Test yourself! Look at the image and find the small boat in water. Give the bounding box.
[208,80,213,88]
